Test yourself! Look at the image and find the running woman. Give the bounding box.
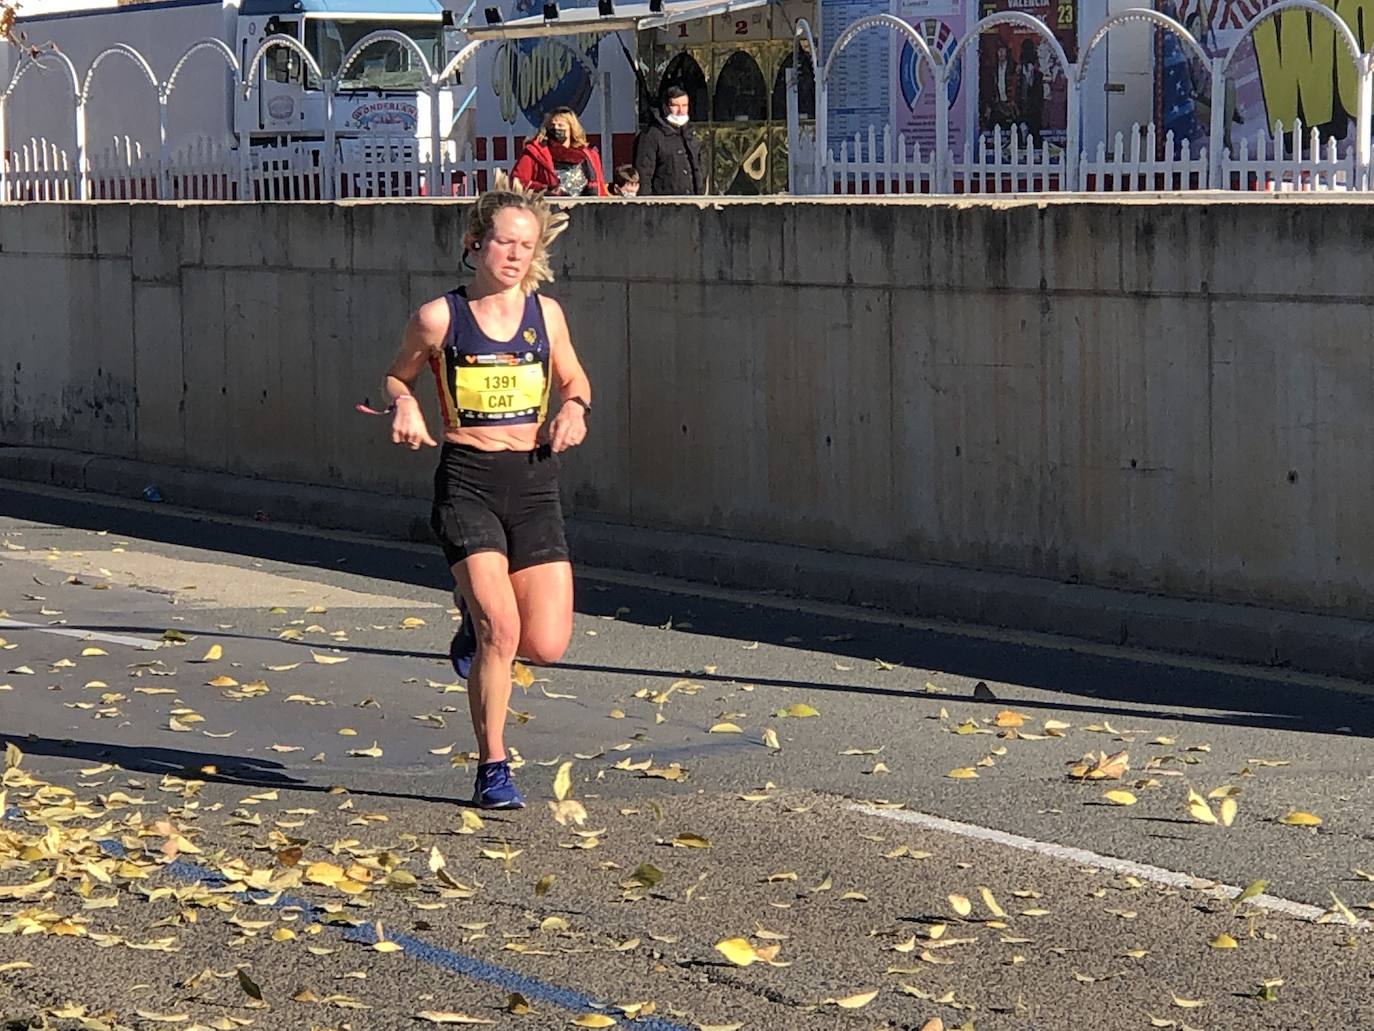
[382,175,591,809]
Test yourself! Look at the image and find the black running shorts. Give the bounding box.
[429,443,569,571]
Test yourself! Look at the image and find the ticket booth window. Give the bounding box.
[771,50,815,120]
[714,51,767,122]
[642,0,818,194]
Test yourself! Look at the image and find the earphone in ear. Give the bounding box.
[473,243,480,249]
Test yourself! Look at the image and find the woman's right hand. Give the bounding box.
[391,398,437,450]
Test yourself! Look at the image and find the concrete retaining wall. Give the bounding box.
[3,197,1372,621]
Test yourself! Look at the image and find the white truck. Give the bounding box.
[2,0,467,166]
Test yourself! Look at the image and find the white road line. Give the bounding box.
[0,618,160,651]
[850,802,1370,931]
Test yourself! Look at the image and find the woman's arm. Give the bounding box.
[383,297,448,449]
[512,148,541,190]
[539,296,590,453]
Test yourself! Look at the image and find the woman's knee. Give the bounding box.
[475,606,521,659]
[519,626,570,666]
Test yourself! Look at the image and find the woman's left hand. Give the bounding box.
[545,403,587,452]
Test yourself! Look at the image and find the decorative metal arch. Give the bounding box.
[948,10,1072,76]
[81,43,158,103]
[823,13,940,86]
[786,17,819,194]
[241,33,325,96]
[435,39,483,84]
[1076,8,1206,82]
[1220,0,1363,76]
[1,49,80,101]
[792,16,817,77]
[165,38,240,98]
[338,28,436,83]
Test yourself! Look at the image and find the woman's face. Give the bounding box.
[473,206,540,291]
[547,115,574,143]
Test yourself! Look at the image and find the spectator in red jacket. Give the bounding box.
[511,107,607,197]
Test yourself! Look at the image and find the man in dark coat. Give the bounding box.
[633,86,704,196]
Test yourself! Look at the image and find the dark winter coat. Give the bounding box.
[632,111,703,196]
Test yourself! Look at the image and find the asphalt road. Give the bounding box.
[0,482,1371,1031]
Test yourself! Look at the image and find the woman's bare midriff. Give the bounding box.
[445,425,543,452]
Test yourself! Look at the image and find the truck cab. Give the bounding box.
[234,0,460,144]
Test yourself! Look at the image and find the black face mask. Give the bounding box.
[549,127,568,143]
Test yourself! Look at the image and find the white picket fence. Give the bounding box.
[1080,124,1209,191]
[824,125,937,195]
[1221,121,1354,192]
[5,123,1360,200]
[949,127,1065,194]
[1,134,522,202]
[4,137,78,200]
[823,120,1357,195]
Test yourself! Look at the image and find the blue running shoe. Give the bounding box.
[474,759,524,809]
[449,597,476,680]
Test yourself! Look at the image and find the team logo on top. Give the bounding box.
[523,328,537,345]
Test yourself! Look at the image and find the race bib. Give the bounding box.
[453,358,546,421]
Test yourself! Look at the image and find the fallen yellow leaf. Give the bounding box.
[828,989,878,1009]
[1278,810,1321,827]
[714,937,759,966]
[1069,749,1130,780]
[1102,789,1137,806]
[1186,788,1218,825]
[553,761,573,802]
[548,799,587,827]
[1219,796,1237,827]
[978,886,1006,918]
[570,1014,618,1028]
[1329,892,1359,926]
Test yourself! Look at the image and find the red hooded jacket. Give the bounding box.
[511,139,607,196]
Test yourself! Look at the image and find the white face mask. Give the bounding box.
[666,113,689,127]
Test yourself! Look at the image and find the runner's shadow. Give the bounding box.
[2,734,478,808]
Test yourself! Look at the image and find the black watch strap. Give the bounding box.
[568,396,591,416]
